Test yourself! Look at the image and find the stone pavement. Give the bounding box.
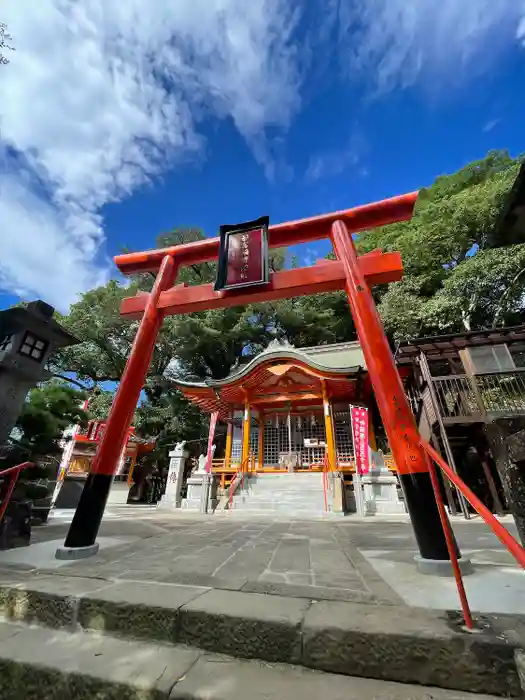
[0,511,524,697]
[34,515,400,604]
[0,510,523,612]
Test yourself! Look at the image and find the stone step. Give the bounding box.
[0,574,523,696]
[238,492,326,499]
[240,484,323,493]
[232,494,327,503]
[0,618,507,700]
[230,503,327,513]
[231,501,325,512]
[240,476,326,487]
[230,507,328,513]
[215,510,341,519]
[240,484,326,492]
[230,509,329,517]
[241,483,325,489]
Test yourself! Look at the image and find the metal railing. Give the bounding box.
[211,454,398,474]
[475,369,525,414]
[227,454,255,511]
[432,369,525,420]
[420,439,525,630]
[432,375,480,419]
[0,462,35,522]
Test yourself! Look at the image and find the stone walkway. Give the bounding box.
[0,511,523,612]
[58,518,399,604]
[0,512,523,698]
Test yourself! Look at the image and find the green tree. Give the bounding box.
[14,382,88,461]
[356,151,525,340]
[1,381,88,503]
[53,281,140,387]
[86,388,119,421]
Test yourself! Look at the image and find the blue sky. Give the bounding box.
[2,1,525,312]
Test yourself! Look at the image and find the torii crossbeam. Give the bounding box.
[61,191,459,565]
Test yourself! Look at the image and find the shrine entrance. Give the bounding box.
[59,192,461,564]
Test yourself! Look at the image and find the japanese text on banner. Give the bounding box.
[351,406,370,475]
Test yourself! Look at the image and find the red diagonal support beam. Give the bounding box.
[114,192,417,275]
[120,252,402,319]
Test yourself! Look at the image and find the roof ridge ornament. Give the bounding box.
[265,337,295,352]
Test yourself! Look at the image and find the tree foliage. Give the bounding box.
[357,150,525,340]
[1,382,88,499]
[15,382,88,461]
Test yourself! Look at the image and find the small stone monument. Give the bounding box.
[181,445,217,512]
[360,449,406,515]
[157,442,188,510]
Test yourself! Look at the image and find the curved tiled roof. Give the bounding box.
[174,343,362,391]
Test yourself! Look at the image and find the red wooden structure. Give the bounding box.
[62,191,457,562]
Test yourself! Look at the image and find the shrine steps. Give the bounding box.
[0,572,525,700]
[227,472,333,516]
[0,618,512,700]
[0,576,523,699]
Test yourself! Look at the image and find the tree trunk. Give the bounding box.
[485,418,525,546]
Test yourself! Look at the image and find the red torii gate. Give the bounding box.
[61,192,459,563]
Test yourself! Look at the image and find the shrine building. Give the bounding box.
[171,339,406,516]
[53,418,155,509]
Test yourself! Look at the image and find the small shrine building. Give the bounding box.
[53,418,155,509]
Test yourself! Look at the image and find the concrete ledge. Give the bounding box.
[516,650,525,695]
[78,581,208,643]
[0,576,523,696]
[0,618,506,700]
[0,618,200,700]
[415,555,474,577]
[177,589,308,663]
[301,600,523,697]
[55,543,99,560]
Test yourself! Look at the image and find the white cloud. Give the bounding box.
[330,0,525,93]
[518,6,525,44]
[306,146,359,183]
[0,0,301,309]
[1,1,525,311]
[305,132,365,182]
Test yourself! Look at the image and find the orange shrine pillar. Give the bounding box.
[331,221,459,562]
[258,412,265,470]
[60,255,178,554]
[225,415,233,467]
[321,380,337,471]
[241,399,251,467]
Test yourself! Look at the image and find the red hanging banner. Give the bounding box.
[351,405,370,475]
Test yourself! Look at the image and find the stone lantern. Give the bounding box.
[0,301,78,446]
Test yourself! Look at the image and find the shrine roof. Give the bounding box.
[175,339,364,390]
[172,340,366,416]
[396,324,525,361]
